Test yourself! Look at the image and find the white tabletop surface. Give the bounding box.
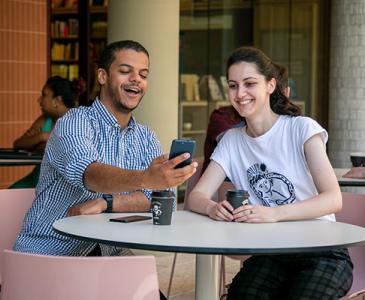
[53,210,365,255]
[335,168,365,187]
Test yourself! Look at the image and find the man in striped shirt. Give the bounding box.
[14,40,197,256]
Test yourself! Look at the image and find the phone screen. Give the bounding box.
[109,215,152,223]
[169,139,196,168]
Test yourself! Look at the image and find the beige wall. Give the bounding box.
[108,0,179,152]
[0,0,48,188]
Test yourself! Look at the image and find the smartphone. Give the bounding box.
[169,139,196,168]
[109,215,152,223]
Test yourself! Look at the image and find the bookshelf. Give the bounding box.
[50,2,80,82]
[49,0,108,105]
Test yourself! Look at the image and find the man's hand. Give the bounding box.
[141,153,198,189]
[67,197,106,217]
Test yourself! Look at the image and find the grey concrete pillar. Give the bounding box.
[328,0,365,167]
[108,0,180,152]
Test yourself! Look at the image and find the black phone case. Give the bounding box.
[169,139,196,168]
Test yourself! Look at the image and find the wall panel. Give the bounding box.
[0,0,47,188]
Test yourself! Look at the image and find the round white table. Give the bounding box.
[54,211,365,300]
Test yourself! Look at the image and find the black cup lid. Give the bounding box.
[226,189,249,198]
[152,190,175,198]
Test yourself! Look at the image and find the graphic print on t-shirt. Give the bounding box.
[247,163,295,206]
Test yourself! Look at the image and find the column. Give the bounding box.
[328,0,365,167]
[108,0,180,152]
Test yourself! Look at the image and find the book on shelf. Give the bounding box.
[51,64,68,78]
[198,75,223,101]
[51,64,79,81]
[91,21,107,37]
[52,0,78,9]
[180,74,200,101]
[89,0,108,6]
[220,76,229,100]
[68,64,79,81]
[51,42,79,60]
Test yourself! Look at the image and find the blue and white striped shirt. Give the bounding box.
[14,98,163,255]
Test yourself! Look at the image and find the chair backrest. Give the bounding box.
[0,188,35,285]
[183,159,204,210]
[336,192,365,295]
[348,289,365,300]
[1,250,160,300]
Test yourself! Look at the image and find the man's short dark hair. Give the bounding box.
[97,40,149,72]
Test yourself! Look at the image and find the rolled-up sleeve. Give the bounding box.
[46,111,99,191]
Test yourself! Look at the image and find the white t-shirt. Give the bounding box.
[211,115,335,221]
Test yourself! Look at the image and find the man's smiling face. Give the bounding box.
[103,48,149,113]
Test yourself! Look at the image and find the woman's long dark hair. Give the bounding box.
[226,46,301,117]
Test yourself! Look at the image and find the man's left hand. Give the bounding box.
[67,197,106,217]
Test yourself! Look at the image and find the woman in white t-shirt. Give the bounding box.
[187,46,353,299]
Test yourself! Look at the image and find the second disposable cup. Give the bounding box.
[151,190,175,225]
[226,190,249,209]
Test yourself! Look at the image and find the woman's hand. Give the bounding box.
[206,200,234,222]
[67,197,106,217]
[232,204,278,223]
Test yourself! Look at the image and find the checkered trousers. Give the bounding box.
[227,248,353,300]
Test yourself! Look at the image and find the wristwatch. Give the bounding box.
[102,194,113,213]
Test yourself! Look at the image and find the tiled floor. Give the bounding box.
[133,249,242,299]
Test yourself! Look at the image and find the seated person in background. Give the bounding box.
[10,76,80,189]
[343,167,365,179]
[14,40,197,257]
[187,46,352,299]
[202,106,241,172]
[202,63,290,173]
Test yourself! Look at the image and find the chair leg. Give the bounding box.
[167,252,178,299]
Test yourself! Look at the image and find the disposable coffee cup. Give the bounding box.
[151,190,175,225]
[226,190,249,209]
[350,152,365,167]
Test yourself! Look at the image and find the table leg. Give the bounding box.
[195,254,220,300]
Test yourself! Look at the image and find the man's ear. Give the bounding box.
[97,68,107,85]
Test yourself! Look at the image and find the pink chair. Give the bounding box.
[1,249,160,300]
[336,192,365,298]
[0,188,35,287]
[348,289,365,300]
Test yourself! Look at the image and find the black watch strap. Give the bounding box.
[103,194,113,213]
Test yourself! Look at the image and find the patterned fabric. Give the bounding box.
[14,98,163,256]
[227,249,353,300]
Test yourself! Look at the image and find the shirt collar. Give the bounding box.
[93,97,137,129]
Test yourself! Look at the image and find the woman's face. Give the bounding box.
[227,62,275,120]
[38,85,56,116]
